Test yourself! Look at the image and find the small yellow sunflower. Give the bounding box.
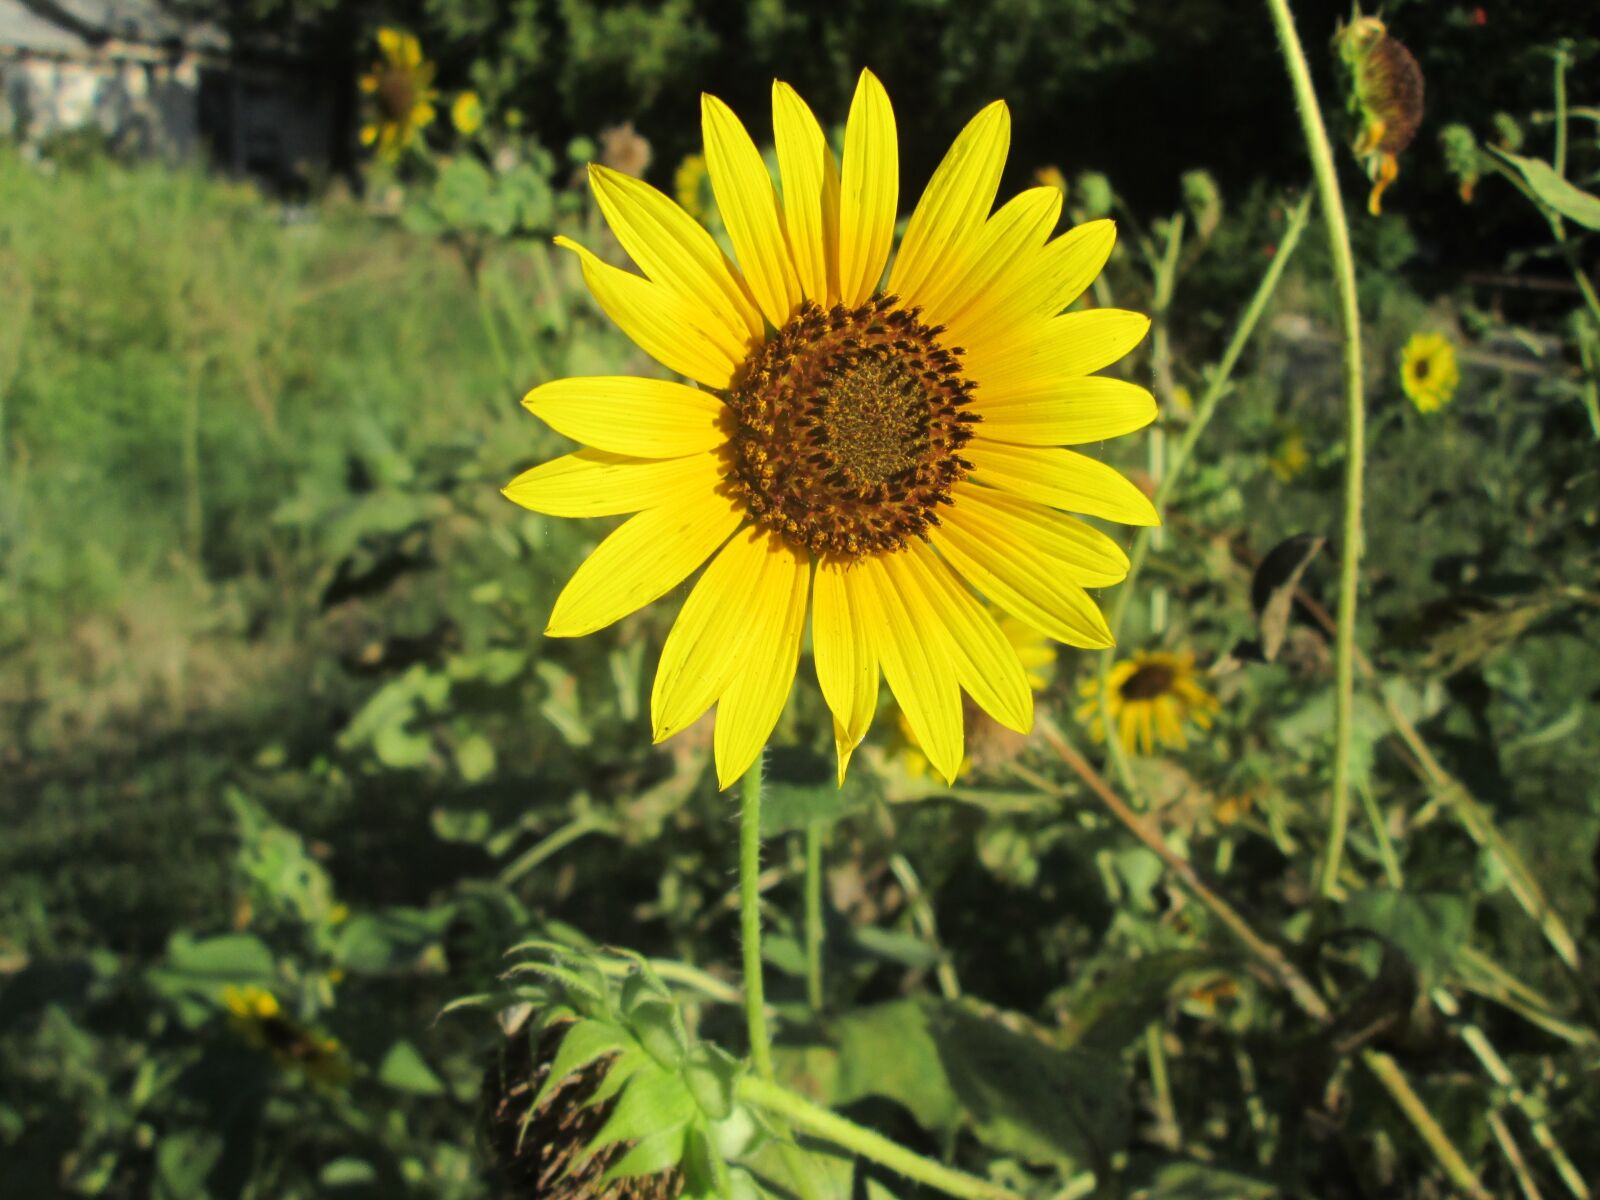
[674,152,713,227]
[1269,426,1309,482]
[1076,649,1218,756]
[359,29,438,160]
[452,90,484,137]
[223,985,351,1086]
[1399,332,1459,413]
[507,71,1158,788]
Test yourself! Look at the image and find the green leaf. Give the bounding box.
[759,747,873,834]
[319,1158,379,1187]
[335,906,453,975]
[1137,1162,1278,1198]
[377,1040,446,1095]
[1492,149,1600,229]
[1342,890,1474,985]
[454,734,497,783]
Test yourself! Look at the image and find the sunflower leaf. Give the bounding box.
[1490,148,1600,230]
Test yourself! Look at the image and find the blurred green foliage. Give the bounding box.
[3,4,1600,1197]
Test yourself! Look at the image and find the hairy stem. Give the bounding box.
[804,822,825,1011]
[1263,0,1367,902]
[740,761,776,1081]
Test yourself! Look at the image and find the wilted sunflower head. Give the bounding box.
[1076,649,1219,756]
[359,28,439,161]
[506,71,1159,789]
[1399,332,1459,413]
[1332,8,1424,215]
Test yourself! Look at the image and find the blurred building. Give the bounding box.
[0,0,345,189]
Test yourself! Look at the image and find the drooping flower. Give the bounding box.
[223,985,350,1086]
[452,91,484,137]
[506,71,1158,787]
[359,28,438,160]
[1399,332,1459,413]
[1076,649,1218,756]
[1333,10,1425,215]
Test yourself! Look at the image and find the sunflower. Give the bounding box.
[673,152,713,227]
[1399,332,1459,413]
[223,985,350,1087]
[1076,649,1218,756]
[506,71,1157,787]
[451,91,484,137]
[359,29,438,160]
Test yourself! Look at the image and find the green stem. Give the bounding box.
[1357,779,1404,889]
[1264,0,1367,902]
[1553,44,1570,182]
[803,822,825,1011]
[1360,1050,1492,1200]
[740,762,821,1200]
[740,760,776,1080]
[1108,188,1313,643]
[1145,1021,1180,1150]
[737,1075,1026,1200]
[497,814,609,886]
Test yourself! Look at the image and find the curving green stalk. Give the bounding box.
[804,822,826,1011]
[738,1075,1026,1200]
[1263,0,1367,901]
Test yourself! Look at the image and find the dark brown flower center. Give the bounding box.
[1412,355,1431,381]
[378,70,417,121]
[1120,663,1176,701]
[723,296,979,558]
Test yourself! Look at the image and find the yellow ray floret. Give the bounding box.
[509,69,1161,788]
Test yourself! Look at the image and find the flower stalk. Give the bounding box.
[1263,0,1368,901]
[737,1075,1026,1200]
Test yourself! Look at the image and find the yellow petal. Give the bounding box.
[946,482,1129,586]
[651,526,800,742]
[772,81,841,306]
[587,165,764,355]
[503,449,722,517]
[359,74,379,94]
[412,102,436,130]
[887,99,1010,309]
[929,515,1114,649]
[971,377,1157,445]
[554,236,739,389]
[837,69,898,308]
[522,377,727,457]
[714,537,810,788]
[965,442,1159,526]
[360,124,378,146]
[702,93,803,328]
[918,185,1060,331]
[812,557,880,783]
[855,554,963,784]
[965,308,1150,394]
[377,27,403,62]
[546,491,743,637]
[397,32,422,69]
[896,541,1031,733]
[954,219,1117,354]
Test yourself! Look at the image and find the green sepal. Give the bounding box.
[582,1044,648,1111]
[598,1123,691,1185]
[682,1043,742,1121]
[588,1061,698,1153]
[629,996,688,1070]
[530,1018,631,1109]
